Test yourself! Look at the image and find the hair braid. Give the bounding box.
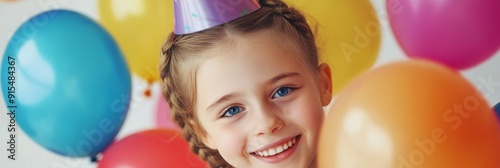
[160,33,230,168]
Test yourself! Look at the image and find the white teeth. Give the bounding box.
[268,148,276,156]
[276,146,284,153]
[255,137,298,157]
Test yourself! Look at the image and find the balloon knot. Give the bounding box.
[144,89,152,97]
[90,155,98,163]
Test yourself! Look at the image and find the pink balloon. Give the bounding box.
[156,95,179,130]
[387,0,500,69]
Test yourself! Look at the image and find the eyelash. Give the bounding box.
[271,86,296,99]
[220,106,244,118]
[219,86,297,118]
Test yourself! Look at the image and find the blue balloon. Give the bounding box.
[1,10,131,157]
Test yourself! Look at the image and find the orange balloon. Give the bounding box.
[319,60,500,168]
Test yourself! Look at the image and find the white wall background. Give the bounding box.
[0,0,498,168]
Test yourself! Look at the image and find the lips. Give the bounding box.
[249,135,301,163]
[253,136,297,157]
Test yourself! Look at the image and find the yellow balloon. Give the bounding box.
[99,0,173,82]
[285,0,380,95]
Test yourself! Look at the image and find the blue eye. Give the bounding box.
[222,106,243,117]
[272,87,294,98]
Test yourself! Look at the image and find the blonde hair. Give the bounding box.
[159,0,318,167]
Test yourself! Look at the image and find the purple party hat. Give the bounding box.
[174,0,261,34]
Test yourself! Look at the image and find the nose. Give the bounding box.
[253,103,284,136]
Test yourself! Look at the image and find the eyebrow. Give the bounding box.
[205,72,301,112]
[267,72,300,85]
[206,94,236,112]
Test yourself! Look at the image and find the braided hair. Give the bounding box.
[159,0,318,167]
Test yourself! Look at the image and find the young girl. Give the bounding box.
[160,0,332,167]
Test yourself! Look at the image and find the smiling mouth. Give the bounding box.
[251,135,300,157]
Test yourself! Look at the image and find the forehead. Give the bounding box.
[207,28,304,61]
[195,29,313,104]
[198,29,307,79]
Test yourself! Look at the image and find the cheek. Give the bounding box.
[291,91,325,130]
[295,103,324,133]
[205,125,248,163]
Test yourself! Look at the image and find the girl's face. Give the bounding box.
[195,29,332,168]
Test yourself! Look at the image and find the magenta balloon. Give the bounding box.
[387,0,500,69]
[156,95,179,130]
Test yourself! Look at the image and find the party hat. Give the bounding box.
[174,0,261,34]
